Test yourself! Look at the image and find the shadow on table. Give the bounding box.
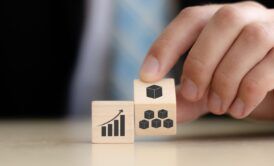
[173,132,274,142]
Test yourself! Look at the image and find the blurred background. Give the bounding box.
[2,0,272,118]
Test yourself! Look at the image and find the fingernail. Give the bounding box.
[208,91,222,113]
[181,78,198,100]
[140,55,159,78]
[230,98,245,117]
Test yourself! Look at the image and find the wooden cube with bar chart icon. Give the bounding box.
[92,101,134,143]
[134,78,176,136]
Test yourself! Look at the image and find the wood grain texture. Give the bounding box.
[92,101,134,143]
[134,79,177,136]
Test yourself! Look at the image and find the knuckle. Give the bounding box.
[151,38,171,55]
[184,56,208,81]
[179,6,203,18]
[178,6,208,29]
[241,77,262,97]
[213,6,243,27]
[242,23,271,44]
[241,1,265,9]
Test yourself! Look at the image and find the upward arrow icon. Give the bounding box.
[98,109,123,126]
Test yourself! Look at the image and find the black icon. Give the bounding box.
[146,85,162,99]
[158,109,168,119]
[163,119,173,128]
[139,109,173,129]
[144,110,154,119]
[139,120,149,129]
[99,109,125,137]
[152,119,161,128]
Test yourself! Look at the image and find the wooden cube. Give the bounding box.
[134,78,177,136]
[92,101,134,143]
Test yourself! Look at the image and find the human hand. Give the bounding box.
[139,1,274,122]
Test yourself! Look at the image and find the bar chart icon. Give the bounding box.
[99,109,125,137]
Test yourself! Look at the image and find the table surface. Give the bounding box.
[0,118,274,166]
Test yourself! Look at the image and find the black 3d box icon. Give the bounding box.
[139,120,149,129]
[146,85,162,99]
[163,119,173,128]
[152,119,161,128]
[144,110,154,119]
[158,109,168,119]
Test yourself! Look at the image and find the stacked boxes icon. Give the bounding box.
[139,109,174,129]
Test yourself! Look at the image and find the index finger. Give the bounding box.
[139,5,221,82]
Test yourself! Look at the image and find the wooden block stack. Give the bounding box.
[92,78,176,143]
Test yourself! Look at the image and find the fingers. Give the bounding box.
[228,49,274,119]
[181,4,268,101]
[176,86,208,123]
[140,1,274,122]
[140,5,221,82]
[208,22,274,114]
